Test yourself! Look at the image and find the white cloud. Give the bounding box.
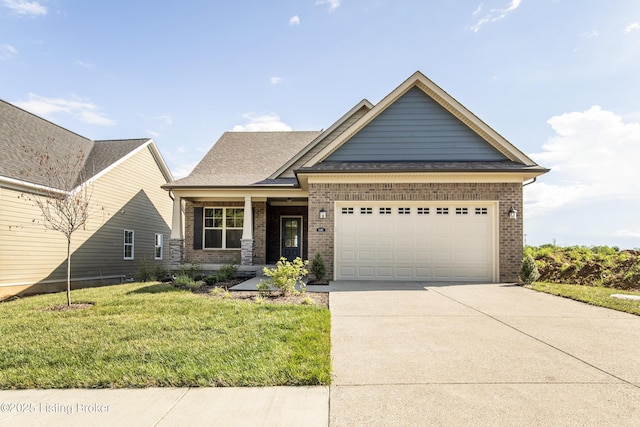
[170,160,199,180]
[231,113,292,132]
[75,60,94,69]
[289,15,300,25]
[624,22,640,34]
[0,43,17,60]
[155,114,173,125]
[583,30,599,38]
[146,130,161,138]
[13,93,116,126]
[525,106,640,216]
[470,0,521,33]
[616,229,640,238]
[316,0,340,12]
[270,76,283,85]
[1,0,47,16]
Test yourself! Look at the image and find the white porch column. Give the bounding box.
[171,195,183,239]
[241,196,253,265]
[242,196,253,240]
[169,195,184,265]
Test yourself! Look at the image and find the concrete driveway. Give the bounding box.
[329,282,640,426]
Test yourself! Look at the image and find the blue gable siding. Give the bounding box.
[325,87,508,162]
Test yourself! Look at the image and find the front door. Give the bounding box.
[281,216,302,260]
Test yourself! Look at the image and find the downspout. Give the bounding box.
[523,177,537,187]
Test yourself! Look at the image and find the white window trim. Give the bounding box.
[203,207,244,249]
[124,229,134,260]
[155,233,163,260]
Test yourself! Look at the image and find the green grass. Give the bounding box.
[0,283,331,389]
[529,282,640,316]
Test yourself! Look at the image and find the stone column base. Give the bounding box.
[241,239,254,266]
[169,239,184,264]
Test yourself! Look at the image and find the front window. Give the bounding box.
[124,230,134,260]
[204,208,244,249]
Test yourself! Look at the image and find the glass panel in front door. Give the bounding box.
[282,218,301,260]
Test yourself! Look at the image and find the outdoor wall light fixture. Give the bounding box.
[319,208,327,219]
[508,207,518,220]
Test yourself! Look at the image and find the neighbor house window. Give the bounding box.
[124,230,134,260]
[204,208,243,249]
[155,233,163,260]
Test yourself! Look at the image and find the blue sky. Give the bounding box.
[1,0,639,248]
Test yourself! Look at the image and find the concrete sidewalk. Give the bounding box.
[329,282,640,426]
[0,386,328,426]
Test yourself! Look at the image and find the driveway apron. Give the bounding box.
[329,282,640,426]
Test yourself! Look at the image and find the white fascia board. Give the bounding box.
[303,172,540,184]
[0,175,69,196]
[171,187,309,201]
[269,99,374,179]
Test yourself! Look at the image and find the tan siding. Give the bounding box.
[0,146,172,294]
[0,187,68,284]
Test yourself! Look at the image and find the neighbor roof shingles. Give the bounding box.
[167,131,321,187]
[0,99,151,189]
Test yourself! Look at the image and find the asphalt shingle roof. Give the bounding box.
[0,99,149,190]
[297,161,550,173]
[167,131,322,187]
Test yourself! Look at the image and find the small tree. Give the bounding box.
[20,141,95,306]
[260,257,308,296]
[520,254,540,285]
[310,252,326,282]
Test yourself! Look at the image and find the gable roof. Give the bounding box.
[302,71,538,167]
[270,99,374,179]
[0,99,172,191]
[165,131,321,188]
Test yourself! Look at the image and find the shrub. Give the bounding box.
[210,286,226,296]
[256,281,271,298]
[135,257,168,282]
[174,274,197,288]
[261,257,308,296]
[217,263,238,282]
[310,253,326,282]
[520,254,540,285]
[301,296,315,305]
[177,263,202,280]
[203,275,219,286]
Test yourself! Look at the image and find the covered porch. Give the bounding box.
[168,192,309,270]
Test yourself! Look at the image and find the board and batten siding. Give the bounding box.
[325,87,507,162]
[0,145,172,297]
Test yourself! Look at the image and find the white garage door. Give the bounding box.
[335,202,497,281]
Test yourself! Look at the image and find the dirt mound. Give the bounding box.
[531,246,640,290]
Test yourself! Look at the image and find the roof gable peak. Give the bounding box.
[303,71,537,167]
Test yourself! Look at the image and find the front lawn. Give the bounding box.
[529,282,640,316]
[0,282,331,389]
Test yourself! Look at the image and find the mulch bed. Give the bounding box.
[175,278,329,308]
[212,290,329,308]
[43,303,95,312]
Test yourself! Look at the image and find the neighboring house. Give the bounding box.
[164,71,549,282]
[0,99,173,299]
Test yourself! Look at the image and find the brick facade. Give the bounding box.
[184,200,267,265]
[308,182,523,282]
